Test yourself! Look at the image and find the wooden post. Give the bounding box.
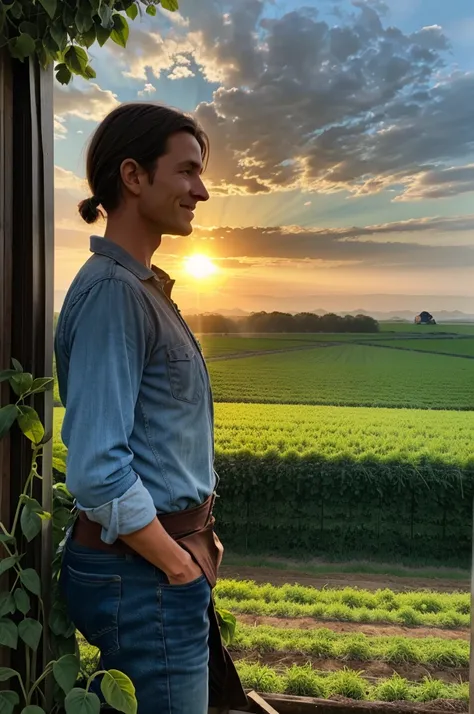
[0,48,54,689]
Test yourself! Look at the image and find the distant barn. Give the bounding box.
[415,311,436,325]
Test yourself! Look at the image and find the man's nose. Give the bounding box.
[192,176,210,202]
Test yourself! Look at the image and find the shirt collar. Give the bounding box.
[90,236,175,297]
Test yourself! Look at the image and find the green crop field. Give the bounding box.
[379,322,474,334]
[208,344,474,410]
[197,336,315,357]
[375,338,474,357]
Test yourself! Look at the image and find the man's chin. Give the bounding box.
[170,221,193,237]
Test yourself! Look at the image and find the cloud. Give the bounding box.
[138,83,157,96]
[159,213,474,268]
[54,115,67,141]
[54,82,119,123]
[396,164,474,200]
[115,0,474,200]
[167,65,195,80]
[54,166,88,192]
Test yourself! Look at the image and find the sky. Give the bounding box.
[53,0,474,316]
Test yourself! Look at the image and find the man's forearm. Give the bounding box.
[119,517,200,583]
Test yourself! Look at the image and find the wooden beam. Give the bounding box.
[262,695,457,714]
[0,47,54,691]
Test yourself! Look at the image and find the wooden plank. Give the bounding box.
[247,690,280,713]
[262,695,456,714]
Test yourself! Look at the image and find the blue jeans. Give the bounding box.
[61,538,212,714]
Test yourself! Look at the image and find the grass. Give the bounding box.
[214,581,470,628]
[208,344,474,410]
[378,323,474,335]
[234,663,469,702]
[233,624,469,667]
[197,336,317,358]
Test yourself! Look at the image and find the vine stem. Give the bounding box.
[27,661,54,704]
[11,445,39,536]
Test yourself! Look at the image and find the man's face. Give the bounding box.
[138,131,209,236]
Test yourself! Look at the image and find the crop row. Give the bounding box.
[233,624,469,667]
[208,344,474,410]
[215,582,470,628]
[236,663,469,703]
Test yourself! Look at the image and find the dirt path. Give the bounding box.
[232,650,468,684]
[219,565,469,593]
[236,614,468,640]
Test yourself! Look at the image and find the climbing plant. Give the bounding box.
[0,0,178,85]
[0,360,138,713]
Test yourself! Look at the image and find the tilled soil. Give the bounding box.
[219,565,469,594]
[232,650,468,684]
[236,614,469,641]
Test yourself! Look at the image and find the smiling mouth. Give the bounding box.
[181,206,195,220]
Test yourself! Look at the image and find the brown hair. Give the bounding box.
[78,103,209,224]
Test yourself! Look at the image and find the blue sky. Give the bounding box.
[53,0,474,314]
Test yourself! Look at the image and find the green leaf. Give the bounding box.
[0,370,17,383]
[64,688,101,714]
[101,670,137,714]
[95,22,111,46]
[0,405,19,440]
[110,14,129,47]
[13,589,30,615]
[8,33,36,61]
[0,618,18,649]
[98,4,114,29]
[161,0,179,11]
[29,377,54,395]
[0,691,20,714]
[83,64,97,79]
[64,45,88,75]
[20,495,43,512]
[49,602,75,637]
[75,8,94,34]
[53,654,80,695]
[0,534,15,545]
[0,556,19,576]
[146,4,157,16]
[55,63,72,85]
[11,358,22,372]
[78,26,96,49]
[19,568,41,597]
[21,707,46,714]
[17,406,44,445]
[0,668,18,682]
[19,22,38,39]
[18,618,42,651]
[216,608,236,645]
[50,23,67,51]
[9,2,22,19]
[0,593,15,617]
[38,0,57,19]
[21,507,42,542]
[10,372,33,396]
[126,3,138,20]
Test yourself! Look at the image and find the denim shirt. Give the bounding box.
[55,236,216,544]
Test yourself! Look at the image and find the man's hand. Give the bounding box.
[166,550,203,585]
[120,517,203,585]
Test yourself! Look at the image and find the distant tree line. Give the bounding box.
[184,311,379,334]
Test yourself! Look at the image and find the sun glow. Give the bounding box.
[184,254,217,279]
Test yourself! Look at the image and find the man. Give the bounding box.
[55,103,246,714]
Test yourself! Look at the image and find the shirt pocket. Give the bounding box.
[166,343,203,404]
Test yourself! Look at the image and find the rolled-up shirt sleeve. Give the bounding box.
[60,278,157,544]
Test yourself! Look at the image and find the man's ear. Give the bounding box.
[120,159,144,197]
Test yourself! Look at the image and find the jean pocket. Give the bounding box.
[65,565,121,656]
[166,343,203,404]
[162,573,208,590]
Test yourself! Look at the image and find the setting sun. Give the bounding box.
[184,254,217,279]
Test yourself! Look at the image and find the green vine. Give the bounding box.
[0,0,179,85]
[0,359,137,714]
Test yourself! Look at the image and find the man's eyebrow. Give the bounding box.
[177,160,203,172]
